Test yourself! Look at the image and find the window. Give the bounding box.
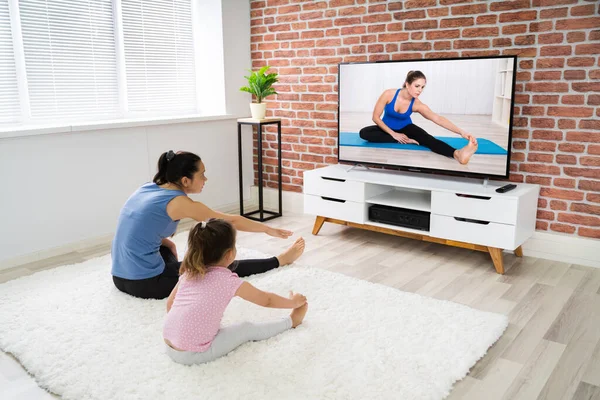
[2,0,204,129]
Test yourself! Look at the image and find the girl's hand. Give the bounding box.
[391,132,419,145]
[266,227,293,239]
[289,291,307,308]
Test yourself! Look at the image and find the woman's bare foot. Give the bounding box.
[290,303,308,328]
[454,139,478,165]
[276,237,305,266]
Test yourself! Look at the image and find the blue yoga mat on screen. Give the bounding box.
[339,132,507,155]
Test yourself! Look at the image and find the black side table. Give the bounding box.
[237,118,282,222]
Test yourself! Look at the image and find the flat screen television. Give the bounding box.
[338,55,517,180]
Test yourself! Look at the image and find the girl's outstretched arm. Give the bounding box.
[235,282,306,309]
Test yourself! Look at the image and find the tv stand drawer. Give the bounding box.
[304,174,365,202]
[304,194,365,224]
[431,191,517,225]
[430,214,516,249]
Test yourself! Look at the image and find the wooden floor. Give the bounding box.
[2,213,600,400]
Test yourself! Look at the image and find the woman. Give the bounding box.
[111,150,305,299]
[359,70,478,165]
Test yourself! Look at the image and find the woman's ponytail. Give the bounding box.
[153,152,170,185]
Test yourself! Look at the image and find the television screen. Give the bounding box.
[338,55,516,179]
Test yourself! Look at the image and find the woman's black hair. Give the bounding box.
[404,70,427,88]
[153,151,201,186]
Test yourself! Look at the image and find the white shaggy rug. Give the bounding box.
[0,242,507,400]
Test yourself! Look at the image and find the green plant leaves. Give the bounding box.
[239,66,279,104]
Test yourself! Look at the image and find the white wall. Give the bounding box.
[339,58,497,115]
[0,0,253,268]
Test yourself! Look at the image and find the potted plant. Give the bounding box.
[240,66,278,120]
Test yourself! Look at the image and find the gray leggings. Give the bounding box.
[165,317,293,365]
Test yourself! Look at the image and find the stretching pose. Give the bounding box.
[111,150,305,300]
[163,219,308,365]
[359,70,479,165]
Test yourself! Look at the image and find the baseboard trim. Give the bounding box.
[0,200,254,271]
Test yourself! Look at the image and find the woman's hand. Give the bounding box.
[461,132,478,145]
[266,227,293,239]
[289,291,307,308]
[391,132,419,145]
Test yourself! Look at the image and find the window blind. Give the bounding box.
[18,0,119,122]
[0,0,20,124]
[121,0,196,116]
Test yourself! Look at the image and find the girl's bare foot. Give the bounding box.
[454,140,478,165]
[290,303,308,328]
[276,237,305,266]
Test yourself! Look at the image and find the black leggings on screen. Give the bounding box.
[359,124,456,158]
[112,245,279,299]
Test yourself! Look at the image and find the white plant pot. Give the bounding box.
[250,103,267,120]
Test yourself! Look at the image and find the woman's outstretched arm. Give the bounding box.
[414,101,476,142]
[166,196,292,238]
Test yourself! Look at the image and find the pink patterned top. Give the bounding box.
[163,267,243,352]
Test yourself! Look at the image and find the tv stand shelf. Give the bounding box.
[304,165,540,274]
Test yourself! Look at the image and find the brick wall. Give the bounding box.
[249,0,600,239]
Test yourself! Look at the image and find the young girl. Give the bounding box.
[163,219,308,365]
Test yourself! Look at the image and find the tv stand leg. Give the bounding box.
[514,245,523,257]
[312,216,326,235]
[487,247,505,274]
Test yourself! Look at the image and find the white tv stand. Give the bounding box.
[303,165,540,274]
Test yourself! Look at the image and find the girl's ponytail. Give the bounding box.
[180,219,236,279]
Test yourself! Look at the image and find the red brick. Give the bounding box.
[532,130,563,140]
[362,14,392,24]
[477,15,497,25]
[503,24,527,35]
[580,156,600,167]
[520,164,561,175]
[571,4,596,16]
[530,21,553,33]
[405,20,438,30]
[568,57,596,68]
[571,203,600,216]
[579,227,600,239]
[520,60,534,69]
[566,132,600,143]
[428,8,450,17]
[550,223,576,234]
[562,95,585,105]
[565,70,587,80]
[462,27,499,37]
[558,119,577,130]
[558,213,600,227]
[540,46,572,57]
[588,194,600,203]
[404,0,437,8]
[556,155,577,165]
[589,145,600,155]
[565,167,600,178]
[556,17,600,30]
[575,44,600,55]
[540,7,568,19]
[528,153,554,163]
[538,198,548,208]
[574,82,600,92]
[523,106,545,116]
[580,120,600,131]
[525,82,570,92]
[539,33,563,45]
[527,176,552,185]
[531,118,555,128]
[536,221,549,230]
[451,4,488,15]
[548,107,594,118]
[338,6,366,16]
[490,0,531,12]
[440,17,474,28]
[393,10,426,20]
[536,58,565,69]
[579,180,600,191]
[558,143,585,153]
[550,200,568,211]
[567,32,586,43]
[554,178,576,188]
[493,38,512,47]
[500,10,537,23]
[540,188,584,201]
[537,210,555,220]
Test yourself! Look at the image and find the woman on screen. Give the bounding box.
[359,70,478,165]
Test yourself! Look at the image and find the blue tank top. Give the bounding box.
[111,183,186,280]
[381,89,415,130]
